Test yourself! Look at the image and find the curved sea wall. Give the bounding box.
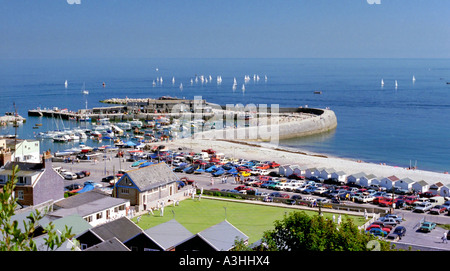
[276,108,337,140]
[191,108,337,143]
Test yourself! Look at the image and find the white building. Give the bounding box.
[380,175,400,190]
[346,172,367,186]
[395,177,415,191]
[412,180,429,194]
[358,174,379,188]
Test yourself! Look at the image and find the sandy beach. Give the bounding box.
[160,137,450,187]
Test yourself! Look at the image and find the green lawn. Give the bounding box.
[132,198,367,244]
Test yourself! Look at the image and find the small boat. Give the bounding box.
[314,91,322,94]
[64,80,68,88]
[395,80,398,88]
[179,83,183,90]
[412,75,416,83]
[381,79,384,87]
[81,82,89,94]
[242,84,245,91]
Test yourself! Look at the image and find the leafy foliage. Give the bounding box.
[0,165,75,251]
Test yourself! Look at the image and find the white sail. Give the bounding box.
[242,84,245,91]
[412,75,416,83]
[395,80,398,88]
[64,80,68,88]
[179,83,183,90]
[381,79,384,86]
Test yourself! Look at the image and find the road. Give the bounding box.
[54,156,450,251]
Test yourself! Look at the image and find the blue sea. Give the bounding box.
[1,58,450,173]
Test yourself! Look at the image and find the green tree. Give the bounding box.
[258,211,392,251]
[0,165,75,251]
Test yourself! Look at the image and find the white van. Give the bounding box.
[429,196,445,205]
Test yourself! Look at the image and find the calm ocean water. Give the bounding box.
[1,58,449,172]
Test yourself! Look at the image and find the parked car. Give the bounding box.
[62,172,77,180]
[419,221,436,232]
[101,175,116,183]
[64,183,82,191]
[384,214,403,223]
[356,194,375,203]
[367,227,388,237]
[429,205,447,215]
[387,226,406,241]
[313,187,328,195]
[413,202,434,213]
[377,217,398,227]
[75,171,86,179]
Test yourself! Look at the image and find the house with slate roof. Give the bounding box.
[49,189,130,227]
[174,220,248,251]
[346,172,367,186]
[113,162,179,213]
[75,216,142,250]
[0,151,64,207]
[84,237,131,251]
[143,219,194,251]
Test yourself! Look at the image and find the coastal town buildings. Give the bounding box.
[113,162,179,213]
[50,189,130,227]
[0,151,64,207]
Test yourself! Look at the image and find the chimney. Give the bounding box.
[42,150,52,168]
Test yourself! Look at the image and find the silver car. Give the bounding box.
[413,202,434,213]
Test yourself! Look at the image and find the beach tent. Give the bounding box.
[125,141,137,147]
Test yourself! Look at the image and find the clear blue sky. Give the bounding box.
[1,0,449,59]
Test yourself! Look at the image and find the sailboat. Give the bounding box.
[412,75,416,83]
[64,80,68,88]
[395,80,398,89]
[82,82,89,95]
[172,77,175,84]
[381,79,384,87]
[242,84,245,91]
[179,83,183,90]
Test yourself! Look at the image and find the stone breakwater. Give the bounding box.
[191,108,338,142]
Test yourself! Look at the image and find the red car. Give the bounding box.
[234,185,247,191]
[429,205,447,214]
[202,149,216,154]
[256,164,271,170]
[404,195,419,205]
[378,197,394,207]
[366,223,392,233]
[268,161,280,168]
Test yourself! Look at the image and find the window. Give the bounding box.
[96,212,103,220]
[121,188,129,194]
[85,216,92,223]
[17,190,24,200]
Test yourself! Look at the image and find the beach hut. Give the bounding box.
[285,165,300,177]
[440,184,450,198]
[412,180,429,194]
[395,177,415,191]
[305,167,323,179]
[358,174,377,188]
[380,175,400,191]
[346,172,366,186]
[319,168,336,180]
[429,182,444,196]
[278,165,290,176]
[330,171,347,184]
[293,165,308,177]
